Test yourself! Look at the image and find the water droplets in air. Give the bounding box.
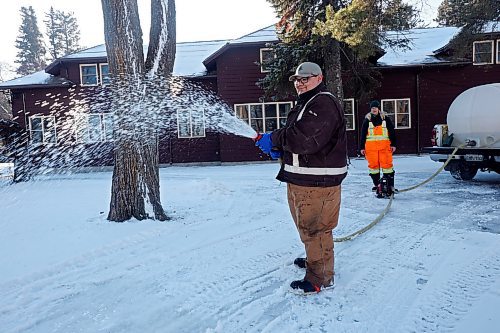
[2,74,257,182]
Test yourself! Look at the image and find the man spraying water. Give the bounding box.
[254,62,347,294]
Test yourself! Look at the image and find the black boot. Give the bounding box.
[370,173,380,191]
[383,172,396,195]
[290,279,321,294]
[294,257,306,269]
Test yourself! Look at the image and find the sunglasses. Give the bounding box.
[293,75,317,84]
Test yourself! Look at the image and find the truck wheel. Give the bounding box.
[450,162,478,181]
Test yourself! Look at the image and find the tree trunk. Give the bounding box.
[145,0,176,76]
[102,0,173,222]
[323,37,344,102]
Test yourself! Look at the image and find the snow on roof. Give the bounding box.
[174,40,228,76]
[0,70,73,88]
[0,25,476,89]
[0,40,229,88]
[482,21,500,33]
[377,26,461,66]
[228,25,279,45]
[63,45,107,59]
[62,40,228,76]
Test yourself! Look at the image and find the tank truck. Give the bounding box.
[422,83,500,180]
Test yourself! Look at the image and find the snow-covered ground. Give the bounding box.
[1,156,499,333]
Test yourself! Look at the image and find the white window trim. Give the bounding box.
[259,48,274,73]
[472,40,494,65]
[176,109,206,139]
[75,113,114,143]
[234,101,293,132]
[343,98,355,131]
[80,64,99,86]
[381,98,411,129]
[497,40,500,64]
[29,115,57,144]
[99,63,110,86]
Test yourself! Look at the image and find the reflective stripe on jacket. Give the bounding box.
[271,85,348,187]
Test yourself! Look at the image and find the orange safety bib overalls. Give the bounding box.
[365,118,394,174]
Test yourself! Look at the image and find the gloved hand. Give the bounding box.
[255,133,273,154]
[269,149,282,160]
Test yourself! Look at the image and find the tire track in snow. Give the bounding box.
[398,244,500,333]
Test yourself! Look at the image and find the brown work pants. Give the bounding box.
[287,183,341,287]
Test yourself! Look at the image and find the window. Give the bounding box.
[177,109,205,138]
[343,98,355,130]
[29,116,57,144]
[80,64,98,86]
[75,113,114,143]
[100,63,110,85]
[235,102,292,132]
[381,98,411,129]
[473,40,494,65]
[260,48,274,73]
[497,40,500,64]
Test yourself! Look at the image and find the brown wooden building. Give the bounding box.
[1,24,499,167]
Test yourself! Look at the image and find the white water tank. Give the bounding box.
[447,83,500,148]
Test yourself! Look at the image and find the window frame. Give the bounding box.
[29,115,57,144]
[75,113,114,143]
[381,98,411,129]
[80,64,99,86]
[99,63,110,86]
[234,101,293,133]
[259,48,275,73]
[176,108,206,139]
[497,39,500,64]
[343,98,355,131]
[472,40,494,65]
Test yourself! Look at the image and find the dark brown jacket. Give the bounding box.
[271,84,347,187]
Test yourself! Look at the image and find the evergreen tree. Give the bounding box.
[57,10,81,56]
[45,7,81,60]
[44,7,64,60]
[436,0,499,27]
[0,62,14,118]
[261,0,419,100]
[15,6,46,76]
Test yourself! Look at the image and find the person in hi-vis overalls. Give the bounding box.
[360,100,397,196]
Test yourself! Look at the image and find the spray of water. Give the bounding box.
[3,75,258,182]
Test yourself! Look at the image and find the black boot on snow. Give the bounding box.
[383,172,396,195]
[370,173,380,192]
[293,257,306,269]
[290,279,321,294]
[376,176,391,198]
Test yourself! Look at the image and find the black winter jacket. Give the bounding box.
[271,84,347,187]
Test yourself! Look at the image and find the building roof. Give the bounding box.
[47,40,229,77]
[203,25,278,68]
[0,40,228,89]
[0,24,490,90]
[377,26,462,66]
[0,71,73,89]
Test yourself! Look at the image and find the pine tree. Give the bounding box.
[436,0,499,27]
[15,6,46,76]
[45,7,81,60]
[261,0,419,100]
[45,7,64,60]
[57,10,81,56]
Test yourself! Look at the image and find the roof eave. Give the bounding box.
[203,40,277,68]
[0,83,74,90]
[376,60,470,69]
